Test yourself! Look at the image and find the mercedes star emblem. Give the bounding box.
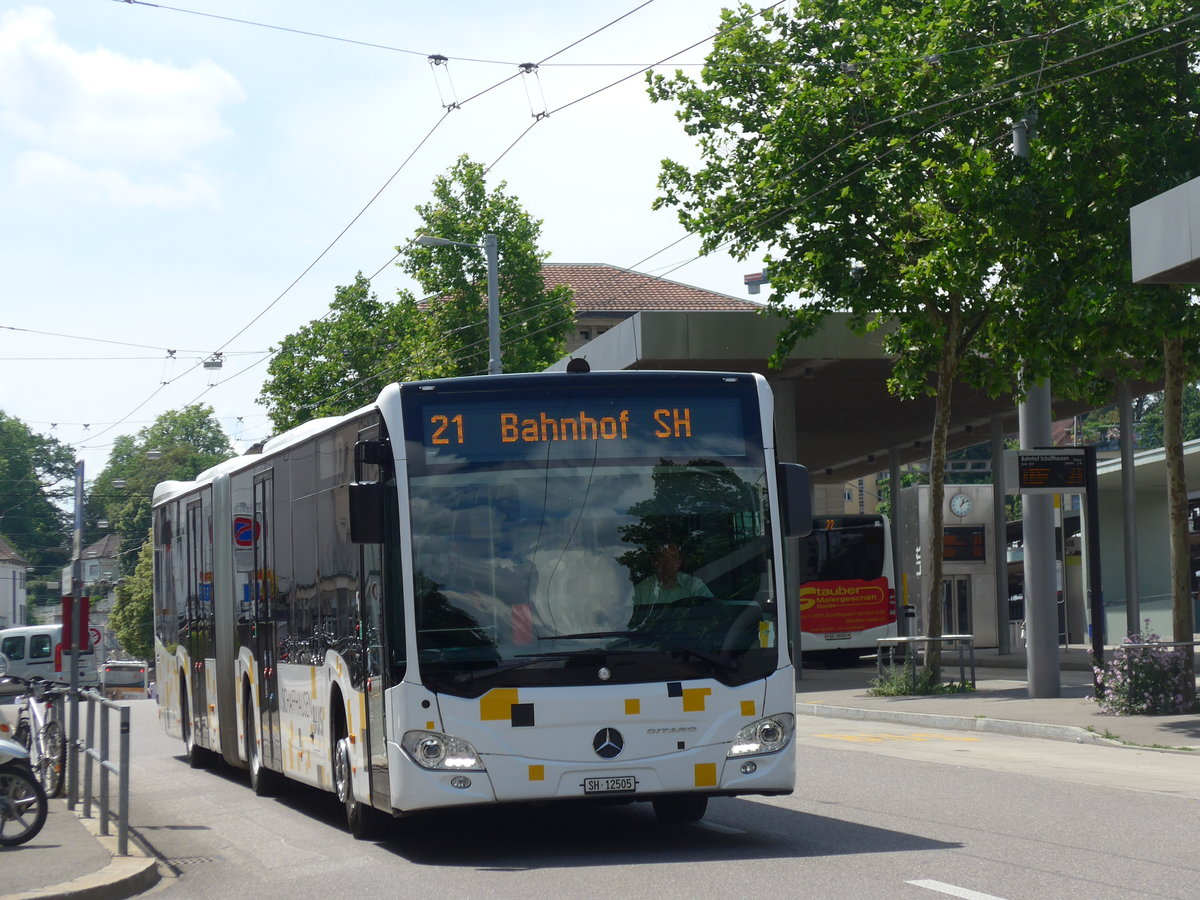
[592,727,624,759]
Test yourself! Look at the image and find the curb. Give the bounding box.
[795,701,1113,746]
[2,811,160,900]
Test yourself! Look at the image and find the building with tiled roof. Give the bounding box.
[60,534,121,593]
[1,536,30,627]
[543,263,762,354]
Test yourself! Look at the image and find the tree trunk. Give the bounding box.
[1162,335,1196,706]
[924,320,960,682]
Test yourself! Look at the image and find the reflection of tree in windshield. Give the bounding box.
[415,573,499,656]
[619,459,763,602]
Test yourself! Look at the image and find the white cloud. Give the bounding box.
[0,6,244,164]
[13,150,221,209]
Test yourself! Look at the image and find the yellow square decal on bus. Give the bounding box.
[480,688,520,721]
[681,687,711,712]
[625,698,640,715]
[741,700,756,717]
[528,765,544,782]
[694,763,717,787]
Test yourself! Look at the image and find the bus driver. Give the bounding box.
[631,541,712,612]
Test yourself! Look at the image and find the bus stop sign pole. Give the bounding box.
[1082,446,1104,688]
[68,459,84,809]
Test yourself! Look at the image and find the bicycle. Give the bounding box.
[1,675,69,799]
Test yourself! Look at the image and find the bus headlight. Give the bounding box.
[727,714,794,758]
[401,731,486,771]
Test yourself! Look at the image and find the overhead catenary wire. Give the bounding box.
[103,2,677,443]
[20,2,827,448]
[29,2,1199,457]
[329,4,1200,409]
[508,6,1200,306]
[62,16,1200,454]
[137,2,700,428]
[107,0,1147,71]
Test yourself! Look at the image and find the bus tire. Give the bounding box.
[181,680,214,770]
[334,736,382,840]
[652,794,708,825]
[243,688,284,797]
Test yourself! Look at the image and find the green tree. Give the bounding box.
[1135,384,1200,449]
[0,412,73,569]
[258,274,424,432]
[649,1,1200,679]
[109,531,153,660]
[400,155,574,379]
[88,405,234,573]
[258,156,574,433]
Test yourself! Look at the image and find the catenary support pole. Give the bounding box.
[1117,381,1140,635]
[889,449,905,637]
[1083,445,1104,691]
[1020,381,1061,698]
[68,459,84,808]
[992,417,1010,654]
[484,234,501,375]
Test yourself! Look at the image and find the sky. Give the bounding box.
[0,0,777,478]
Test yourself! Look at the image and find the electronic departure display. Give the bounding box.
[415,394,752,465]
[1017,451,1085,490]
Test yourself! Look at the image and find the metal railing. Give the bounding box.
[73,688,131,856]
[876,634,977,689]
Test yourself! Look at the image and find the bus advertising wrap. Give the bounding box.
[798,577,892,634]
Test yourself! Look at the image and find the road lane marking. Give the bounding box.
[907,879,1007,900]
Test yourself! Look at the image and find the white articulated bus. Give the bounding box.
[153,370,810,836]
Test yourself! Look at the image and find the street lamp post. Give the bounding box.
[414,233,501,375]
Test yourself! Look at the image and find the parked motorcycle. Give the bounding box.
[0,734,47,846]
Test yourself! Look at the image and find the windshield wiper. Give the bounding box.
[543,631,737,673]
[449,650,591,684]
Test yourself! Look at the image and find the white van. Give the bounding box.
[0,624,100,688]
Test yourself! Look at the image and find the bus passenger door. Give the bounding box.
[355,427,392,809]
[185,499,210,740]
[253,474,283,770]
[361,542,389,808]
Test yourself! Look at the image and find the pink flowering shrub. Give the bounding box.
[1093,629,1196,715]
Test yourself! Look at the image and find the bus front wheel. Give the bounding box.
[334,736,382,840]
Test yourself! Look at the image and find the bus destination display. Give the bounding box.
[419,395,749,464]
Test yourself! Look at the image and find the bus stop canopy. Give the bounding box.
[549,310,1160,483]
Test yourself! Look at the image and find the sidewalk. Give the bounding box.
[796,646,1200,751]
[1,797,158,900]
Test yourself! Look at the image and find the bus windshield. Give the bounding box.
[801,516,887,582]
[409,459,777,696]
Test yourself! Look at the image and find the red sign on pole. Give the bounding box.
[61,596,91,651]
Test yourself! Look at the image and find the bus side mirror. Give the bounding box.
[349,482,386,544]
[356,439,387,467]
[778,463,813,538]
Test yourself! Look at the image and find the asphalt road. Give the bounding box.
[120,700,1199,900]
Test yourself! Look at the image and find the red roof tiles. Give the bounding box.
[542,263,762,313]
